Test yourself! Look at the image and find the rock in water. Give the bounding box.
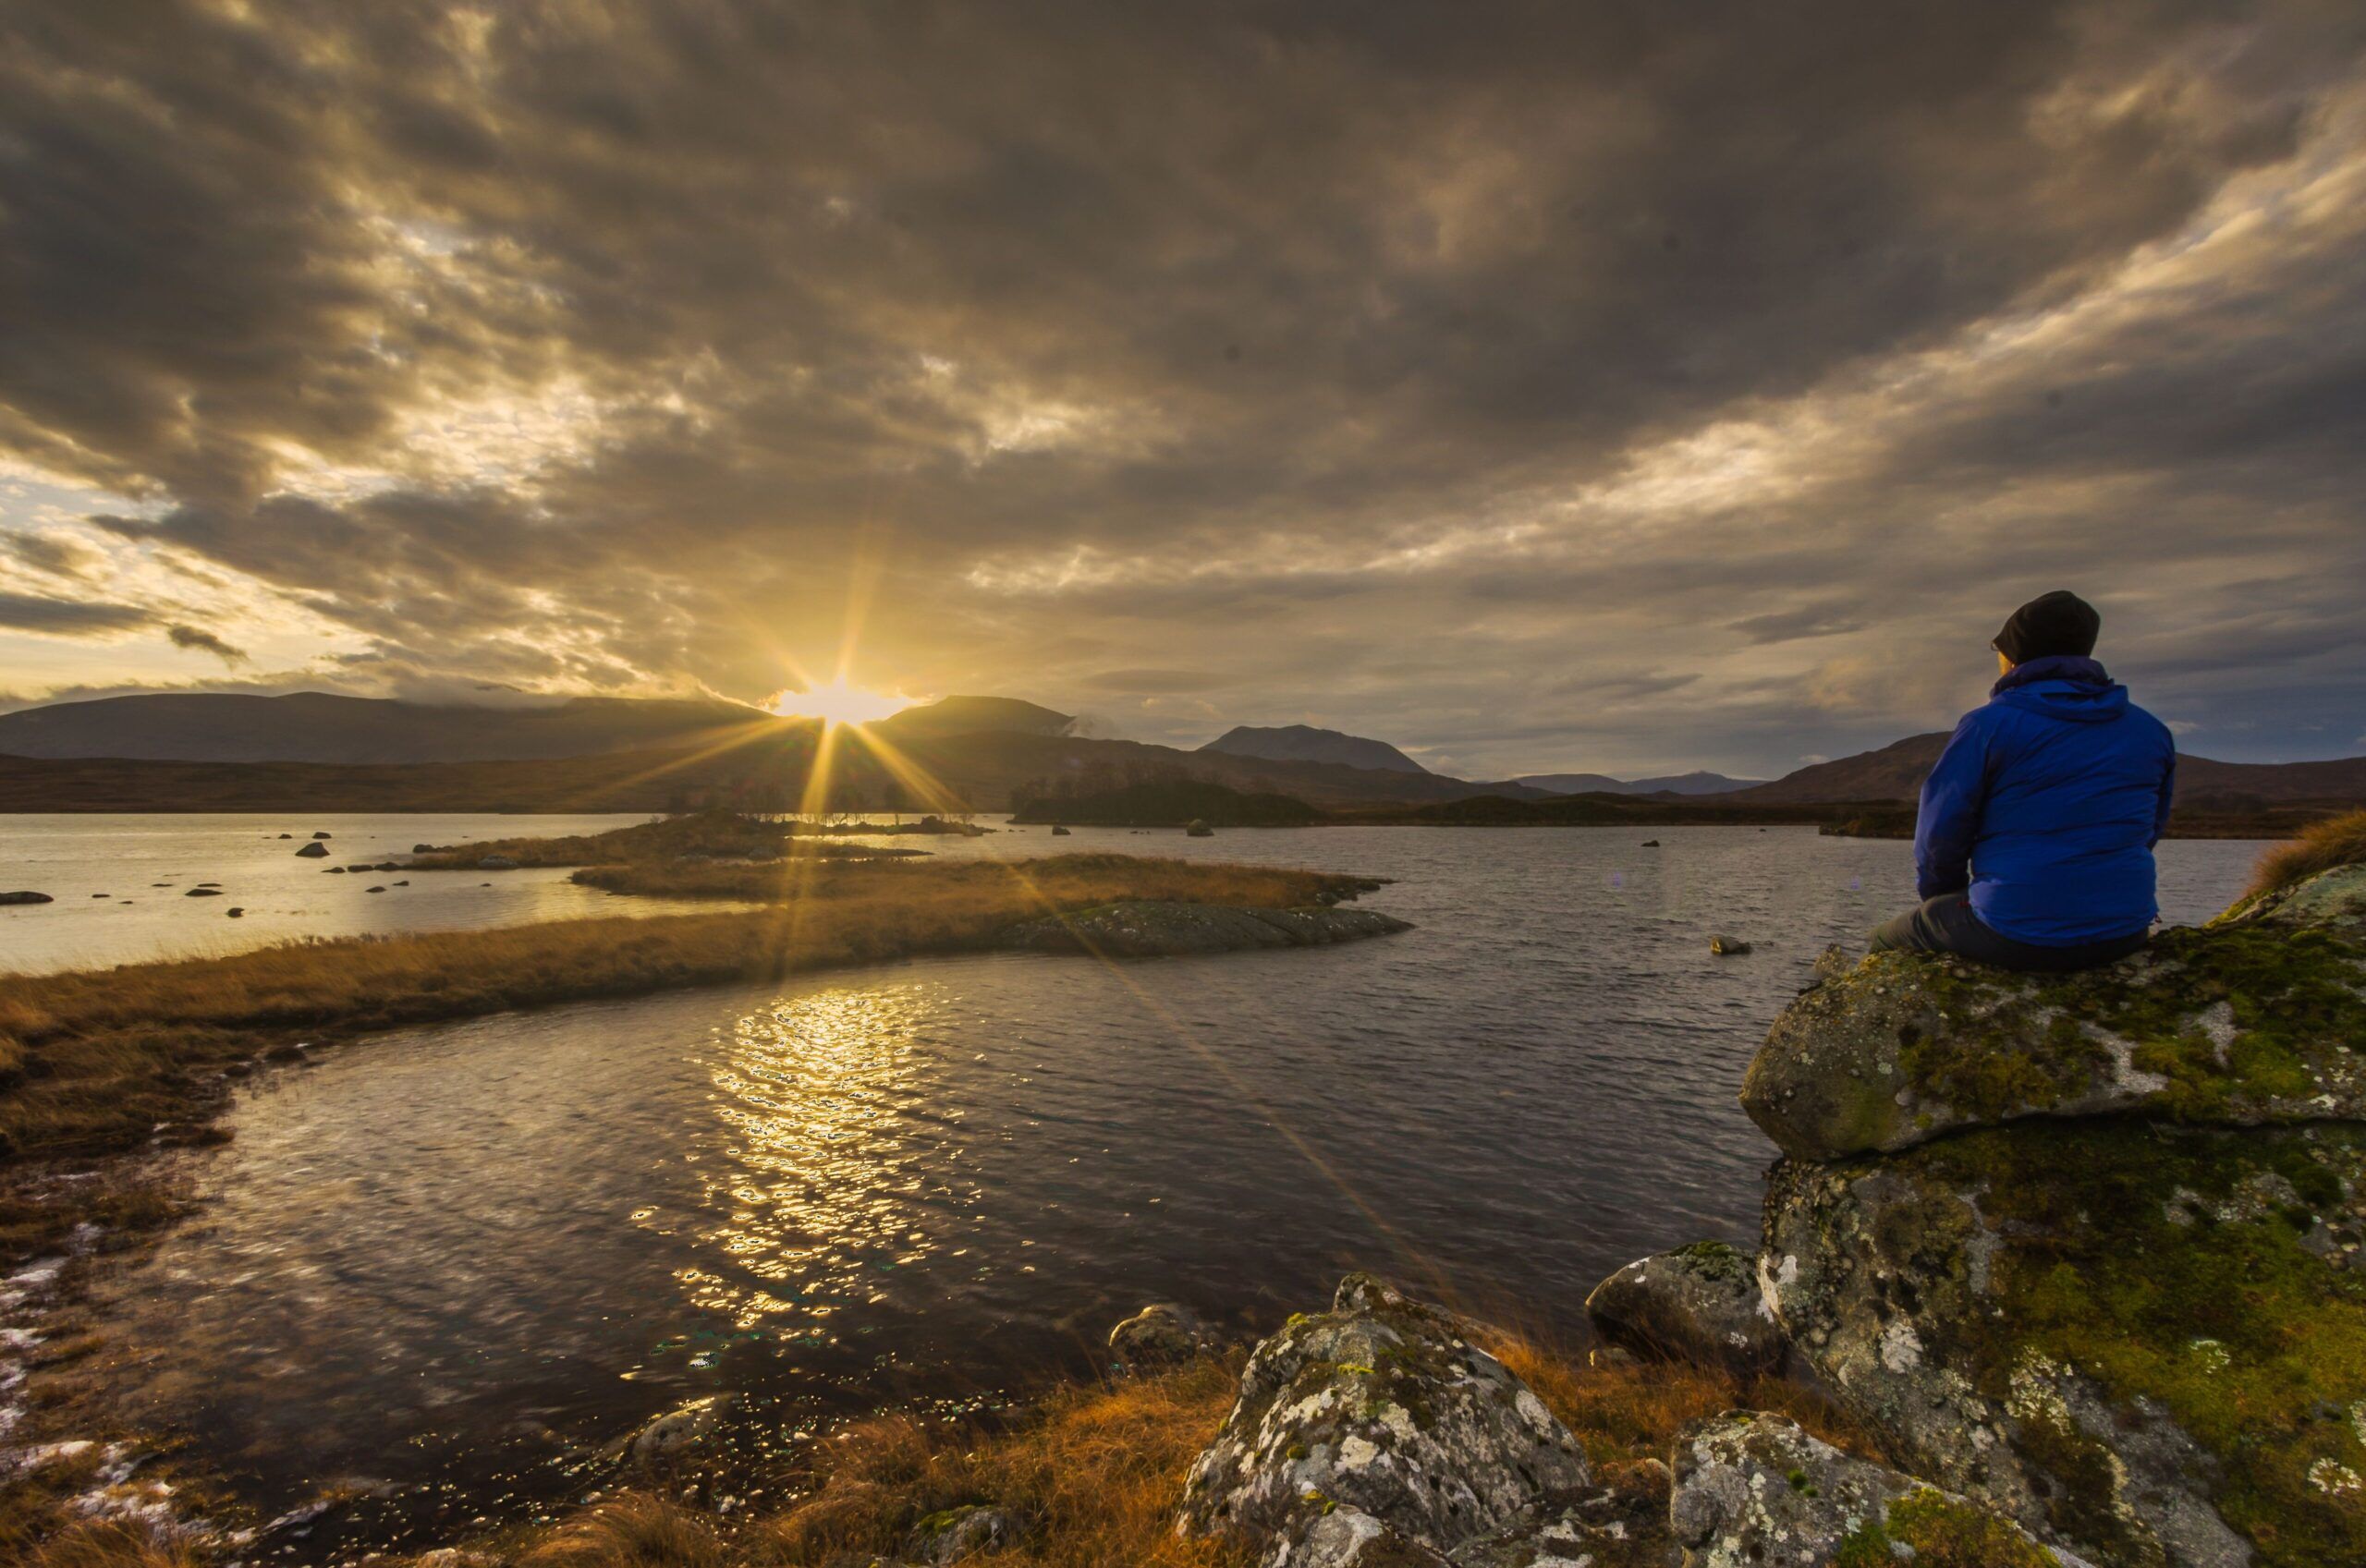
[1582,1241,1783,1378]
[1050,824,1071,835]
[1742,863,2366,1161]
[1670,1412,2090,1566]
[1000,900,1410,957]
[620,1394,732,1475]
[184,887,225,897]
[1707,935,1750,955]
[1177,1274,1589,1566]
[1752,863,2366,1566]
[1108,1302,1218,1370]
[294,842,329,858]
[0,890,53,905]
[1187,819,1215,836]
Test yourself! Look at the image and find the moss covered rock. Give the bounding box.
[1741,867,2366,1161]
[1177,1274,1590,1566]
[1583,1241,1786,1379]
[1762,1124,2366,1566]
[1669,1411,2089,1567]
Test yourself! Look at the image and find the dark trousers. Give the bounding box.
[1869,893,2149,974]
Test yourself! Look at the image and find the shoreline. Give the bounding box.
[0,851,1406,1563]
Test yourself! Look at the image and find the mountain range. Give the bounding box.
[1,689,2360,814]
[1723,732,2366,807]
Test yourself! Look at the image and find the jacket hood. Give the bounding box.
[1990,654,2128,724]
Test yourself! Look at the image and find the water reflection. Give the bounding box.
[667,989,952,1343]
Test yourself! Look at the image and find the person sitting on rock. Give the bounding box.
[1870,590,2175,972]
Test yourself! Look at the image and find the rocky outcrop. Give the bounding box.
[1669,1412,2090,1566]
[1177,1274,1590,1566]
[294,841,329,858]
[1753,864,2366,1567]
[1177,1276,2067,1568]
[1742,864,2366,1161]
[1000,901,1410,957]
[1583,1241,1783,1379]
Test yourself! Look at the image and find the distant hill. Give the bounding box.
[0,690,774,765]
[1200,723,1427,773]
[1518,770,1765,796]
[872,694,1075,738]
[1730,733,2366,807]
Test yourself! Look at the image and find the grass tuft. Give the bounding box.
[2244,808,2366,905]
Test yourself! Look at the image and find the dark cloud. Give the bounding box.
[0,590,152,635]
[166,623,250,664]
[2,1,2363,772]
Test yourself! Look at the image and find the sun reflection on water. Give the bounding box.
[665,985,962,1339]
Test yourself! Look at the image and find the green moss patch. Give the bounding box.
[1834,1486,2060,1567]
[1911,1124,2366,1565]
[1893,923,2366,1125]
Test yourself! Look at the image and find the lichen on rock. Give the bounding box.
[1741,868,2366,1161]
[1762,1104,2366,1563]
[1668,1411,2088,1567]
[1176,1274,1591,1567]
[1743,863,2366,1566]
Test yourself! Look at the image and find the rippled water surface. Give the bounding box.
[55,821,2260,1551]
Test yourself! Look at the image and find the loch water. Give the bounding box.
[11,820,2262,1553]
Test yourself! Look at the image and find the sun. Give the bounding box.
[772,676,907,727]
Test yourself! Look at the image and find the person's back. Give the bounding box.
[1873,591,2176,972]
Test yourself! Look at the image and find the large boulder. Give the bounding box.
[1669,1412,2091,1566]
[1177,1275,1590,1566]
[1742,865,2366,1161]
[1001,901,1410,957]
[1752,865,2366,1567]
[1583,1241,1784,1379]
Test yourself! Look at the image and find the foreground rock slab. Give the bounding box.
[1177,1274,1589,1566]
[1670,1412,2091,1566]
[1748,864,2366,1566]
[1001,900,1410,957]
[1583,1241,1784,1379]
[1742,864,2366,1161]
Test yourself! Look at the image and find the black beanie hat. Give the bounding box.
[1993,590,2101,664]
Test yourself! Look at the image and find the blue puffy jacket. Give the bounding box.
[1914,655,2177,945]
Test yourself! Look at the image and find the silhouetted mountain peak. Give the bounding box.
[1199,723,1428,774]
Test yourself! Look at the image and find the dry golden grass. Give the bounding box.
[2243,807,2366,905]
[1482,1329,1879,1475]
[0,854,1363,1168]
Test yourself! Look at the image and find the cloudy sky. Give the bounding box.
[3,1,2363,778]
